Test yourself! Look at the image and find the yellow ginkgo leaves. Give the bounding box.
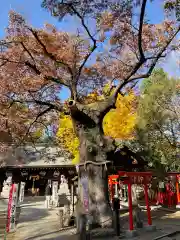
[57,91,137,164]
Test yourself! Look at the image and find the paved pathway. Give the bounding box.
[125,208,180,240]
[0,196,8,211]
[3,199,180,240]
[6,199,76,240]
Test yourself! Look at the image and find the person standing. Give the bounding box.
[45,181,52,209]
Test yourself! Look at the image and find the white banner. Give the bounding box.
[19,182,25,203]
[80,176,89,213]
[52,181,58,203]
[6,183,19,232]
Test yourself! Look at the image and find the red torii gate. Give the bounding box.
[109,171,153,231]
[108,171,180,231]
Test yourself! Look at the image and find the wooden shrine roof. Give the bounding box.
[109,145,148,171]
[0,144,72,168]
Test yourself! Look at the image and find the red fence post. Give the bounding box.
[144,180,152,226]
[176,175,180,205]
[128,182,134,231]
[110,181,113,202]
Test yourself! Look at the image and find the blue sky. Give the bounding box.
[0,0,166,37]
[0,0,179,100]
[0,0,79,38]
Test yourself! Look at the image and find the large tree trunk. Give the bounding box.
[79,164,113,227]
[69,101,115,227]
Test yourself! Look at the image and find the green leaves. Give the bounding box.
[164,0,180,22]
[136,68,180,171]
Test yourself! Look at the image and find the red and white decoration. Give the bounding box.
[6,183,19,232]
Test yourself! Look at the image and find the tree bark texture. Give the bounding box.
[69,102,115,227]
[79,165,113,227]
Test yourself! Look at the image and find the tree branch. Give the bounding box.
[0,55,68,87]
[67,4,97,82]
[113,59,145,99]
[0,57,21,65]
[155,123,176,148]
[45,75,69,87]
[24,60,41,75]
[29,92,64,112]
[8,97,63,112]
[28,27,74,76]
[138,0,147,60]
[23,106,54,141]
[20,42,36,64]
[93,25,180,123]
[113,25,180,100]
[24,59,69,86]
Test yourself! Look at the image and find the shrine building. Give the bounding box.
[0,140,77,197]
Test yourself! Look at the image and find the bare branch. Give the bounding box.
[30,99,63,113]
[67,4,97,82]
[138,0,147,60]
[68,5,96,46]
[155,123,176,148]
[129,80,139,90]
[23,106,53,141]
[113,25,180,100]
[8,97,63,112]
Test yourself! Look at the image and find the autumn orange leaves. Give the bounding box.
[0,0,179,157]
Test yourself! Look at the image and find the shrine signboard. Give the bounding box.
[130,175,152,184]
[118,171,152,185]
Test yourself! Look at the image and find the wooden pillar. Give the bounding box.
[58,209,64,229]
[72,184,75,212]
[144,180,152,226]
[176,175,180,205]
[128,182,134,231]
[115,182,118,196]
[109,178,113,202]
